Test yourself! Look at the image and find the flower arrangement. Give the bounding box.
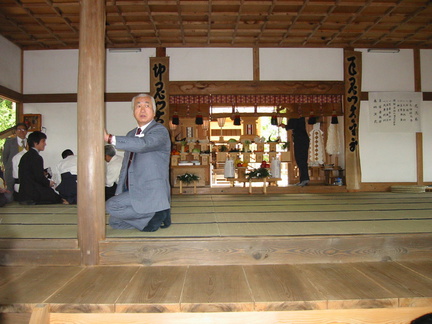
[177,173,200,184]
[246,167,271,179]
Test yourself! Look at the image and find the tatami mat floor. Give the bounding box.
[0,192,432,239]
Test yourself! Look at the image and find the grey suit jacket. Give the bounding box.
[114,120,171,214]
[2,137,20,190]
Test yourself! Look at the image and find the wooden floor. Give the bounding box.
[0,261,432,323]
[1,191,432,323]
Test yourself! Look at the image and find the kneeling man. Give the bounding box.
[104,94,171,231]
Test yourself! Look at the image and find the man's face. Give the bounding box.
[34,138,47,152]
[16,127,28,139]
[133,96,155,126]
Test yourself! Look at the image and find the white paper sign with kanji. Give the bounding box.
[369,92,421,132]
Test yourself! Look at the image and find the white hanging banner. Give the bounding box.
[368,92,421,132]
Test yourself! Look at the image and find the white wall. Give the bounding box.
[358,49,431,182]
[106,48,155,92]
[23,50,79,94]
[0,35,22,92]
[260,48,344,81]
[359,101,418,182]
[421,50,432,92]
[167,48,253,81]
[359,49,415,92]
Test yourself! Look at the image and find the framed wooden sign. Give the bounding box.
[23,114,42,131]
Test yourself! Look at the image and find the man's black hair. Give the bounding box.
[27,131,47,148]
[61,149,74,159]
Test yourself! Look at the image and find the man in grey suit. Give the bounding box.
[104,94,171,231]
[1,122,28,202]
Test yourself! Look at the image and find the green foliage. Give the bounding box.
[177,173,200,184]
[0,99,15,132]
[0,98,16,160]
[246,167,271,179]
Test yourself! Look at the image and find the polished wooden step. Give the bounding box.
[0,261,431,324]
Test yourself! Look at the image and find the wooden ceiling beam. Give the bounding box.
[326,0,372,46]
[111,2,137,45]
[349,0,403,47]
[12,0,67,46]
[142,0,162,46]
[207,0,212,45]
[373,3,432,46]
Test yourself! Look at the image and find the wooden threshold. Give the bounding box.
[0,262,431,324]
[27,307,432,324]
[99,233,432,266]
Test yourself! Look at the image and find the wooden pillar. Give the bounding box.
[343,50,362,191]
[416,132,424,185]
[414,49,421,92]
[77,0,106,265]
[414,49,423,185]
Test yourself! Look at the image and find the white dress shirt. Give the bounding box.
[53,155,78,186]
[12,149,27,192]
[105,154,123,187]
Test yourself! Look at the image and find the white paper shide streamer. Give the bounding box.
[326,121,341,156]
[309,123,324,166]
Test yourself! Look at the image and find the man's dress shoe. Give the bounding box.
[142,209,171,232]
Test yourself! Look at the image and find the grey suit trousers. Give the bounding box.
[106,191,155,230]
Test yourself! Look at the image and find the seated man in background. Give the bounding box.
[54,149,78,204]
[11,144,28,201]
[18,131,65,205]
[1,122,28,202]
[104,144,122,201]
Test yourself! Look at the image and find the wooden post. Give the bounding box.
[343,50,362,191]
[416,132,424,185]
[414,49,421,92]
[414,49,423,186]
[77,0,106,265]
[29,304,49,324]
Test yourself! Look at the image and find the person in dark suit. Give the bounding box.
[18,131,64,205]
[280,117,310,186]
[1,122,28,202]
[104,94,171,231]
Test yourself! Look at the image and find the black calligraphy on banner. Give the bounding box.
[152,62,167,124]
[346,55,359,152]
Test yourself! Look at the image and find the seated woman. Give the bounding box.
[18,131,66,205]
